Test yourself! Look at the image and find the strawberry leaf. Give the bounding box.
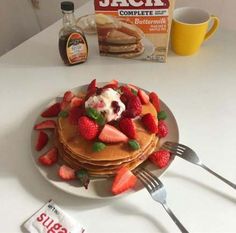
[59,110,69,118]
[75,169,90,189]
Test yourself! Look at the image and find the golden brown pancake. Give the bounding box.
[56,99,159,177]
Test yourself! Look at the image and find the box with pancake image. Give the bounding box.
[94,0,175,62]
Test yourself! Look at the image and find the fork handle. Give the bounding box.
[200,164,236,189]
[162,202,189,233]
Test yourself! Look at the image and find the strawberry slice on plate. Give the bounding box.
[99,124,128,143]
[112,167,137,195]
[103,80,119,89]
[38,147,58,166]
[141,113,158,134]
[70,96,83,108]
[138,89,149,104]
[87,79,97,92]
[149,150,170,168]
[41,103,61,117]
[119,118,136,139]
[63,91,74,102]
[34,120,56,130]
[149,92,161,113]
[58,165,75,180]
[35,131,48,151]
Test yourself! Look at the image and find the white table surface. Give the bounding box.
[0,1,235,233]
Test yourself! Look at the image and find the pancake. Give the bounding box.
[55,84,159,177]
[57,102,157,162]
[99,42,143,54]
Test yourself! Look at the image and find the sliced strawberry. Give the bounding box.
[99,124,128,143]
[87,79,97,92]
[149,92,161,113]
[68,106,85,125]
[35,131,48,151]
[123,95,142,118]
[63,91,74,102]
[138,89,149,104]
[70,96,83,108]
[120,85,134,98]
[141,113,158,133]
[158,120,168,138]
[41,103,61,117]
[149,150,170,168]
[38,147,58,166]
[103,80,119,89]
[34,120,56,130]
[112,167,137,195]
[60,100,69,111]
[85,88,97,100]
[78,116,99,140]
[119,118,136,139]
[58,165,75,180]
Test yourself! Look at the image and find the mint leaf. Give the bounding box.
[96,114,105,126]
[75,169,90,189]
[128,140,140,150]
[59,110,68,118]
[86,107,105,126]
[86,107,100,120]
[158,111,167,120]
[92,142,106,152]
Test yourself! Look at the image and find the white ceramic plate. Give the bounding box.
[31,83,179,199]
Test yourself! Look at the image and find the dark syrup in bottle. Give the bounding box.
[59,1,88,66]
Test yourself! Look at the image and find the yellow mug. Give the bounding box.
[171,7,219,56]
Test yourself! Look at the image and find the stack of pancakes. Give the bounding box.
[56,102,159,177]
[96,14,145,58]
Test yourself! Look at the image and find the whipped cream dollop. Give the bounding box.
[85,88,125,122]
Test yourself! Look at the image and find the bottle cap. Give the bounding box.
[61,1,74,11]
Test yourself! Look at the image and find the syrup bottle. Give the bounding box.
[59,1,88,65]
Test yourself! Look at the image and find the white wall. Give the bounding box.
[0,0,86,56]
[0,0,40,56]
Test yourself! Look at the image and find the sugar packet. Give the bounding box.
[23,200,85,233]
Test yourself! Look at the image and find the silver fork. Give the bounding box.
[134,168,189,233]
[162,141,236,189]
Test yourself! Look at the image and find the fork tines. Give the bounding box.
[134,168,162,192]
[162,141,186,155]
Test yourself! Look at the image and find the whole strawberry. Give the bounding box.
[158,120,168,138]
[149,150,170,168]
[119,118,136,139]
[141,113,158,133]
[78,116,99,140]
[123,95,142,118]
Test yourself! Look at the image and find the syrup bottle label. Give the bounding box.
[66,33,87,64]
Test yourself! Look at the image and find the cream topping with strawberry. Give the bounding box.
[85,88,125,122]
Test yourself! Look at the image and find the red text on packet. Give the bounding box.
[37,212,68,233]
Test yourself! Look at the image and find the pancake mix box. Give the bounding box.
[94,0,175,62]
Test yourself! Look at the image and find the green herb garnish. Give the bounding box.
[128,140,140,150]
[157,111,167,120]
[92,142,106,152]
[75,169,90,189]
[86,107,105,125]
[59,110,68,118]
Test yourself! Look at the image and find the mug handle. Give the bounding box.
[204,15,219,41]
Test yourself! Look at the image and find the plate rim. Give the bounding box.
[31,82,179,199]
